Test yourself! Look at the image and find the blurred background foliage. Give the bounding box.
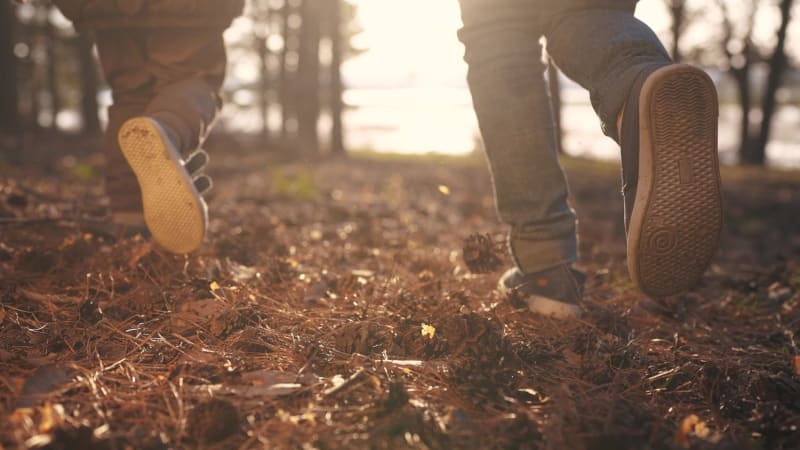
[0,0,798,167]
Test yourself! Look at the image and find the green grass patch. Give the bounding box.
[271,167,318,201]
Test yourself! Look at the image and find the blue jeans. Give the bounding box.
[457,0,670,273]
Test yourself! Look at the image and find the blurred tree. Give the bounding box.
[281,0,359,155]
[667,0,798,166]
[687,0,797,166]
[666,0,685,61]
[720,0,794,165]
[327,0,345,156]
[225,0,359,155]
[716,0,758,162]
[297,0,323,156]
[250,0,273,142]
[76,33,100,134]
[44,5,61,129]
[750,0,794,165]
[279,0,298,142]
[0,0,20,134]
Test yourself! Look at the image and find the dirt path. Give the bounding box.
[1,147,800,449]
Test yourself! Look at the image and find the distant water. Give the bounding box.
[222,86,800,169]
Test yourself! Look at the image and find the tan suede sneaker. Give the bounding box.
[118,117,210,254]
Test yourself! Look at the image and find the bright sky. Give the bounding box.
[344,0,669,88]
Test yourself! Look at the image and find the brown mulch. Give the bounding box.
[1,140,800,449]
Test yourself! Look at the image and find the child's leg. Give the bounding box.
[544,7,723,297]
[94,32,154,221]
[544,7,669,142]
[457,0,577,275]
[142,28,226,155]
[95,28,227,253]
[544,8,671,213]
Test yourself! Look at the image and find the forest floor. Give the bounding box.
[2,137,800,450]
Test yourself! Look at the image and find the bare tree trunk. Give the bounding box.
[546,55,563,154]
[668,0,685,62]
[297,0,322,156]
[77,33,101,134]
[0,0,19,134]
[257,34,271,142]
[279,0,293,141]
[747,0,794,166]
[732,67,753,161]
[717,0,761,165]
[329,0,345,156]
[44,6,60,129]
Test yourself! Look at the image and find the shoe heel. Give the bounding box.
[118,118,208,254]
[629,65,724,297]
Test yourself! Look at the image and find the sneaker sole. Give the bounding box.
[627,65,723,297]
[118,118,207,254]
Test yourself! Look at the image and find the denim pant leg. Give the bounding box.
[544,8,671,142]
[458,0,578,274]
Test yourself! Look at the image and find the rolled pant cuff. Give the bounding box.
[510,236,578,274]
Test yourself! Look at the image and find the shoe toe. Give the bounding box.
[498,265,584,320]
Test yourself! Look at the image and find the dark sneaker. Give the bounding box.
[621,64,724,298]
[498,265,585,319]
[118,117,208,254]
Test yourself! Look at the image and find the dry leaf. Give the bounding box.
[351,269,374,278]
[675,414,716,447]
[675,414,699,448]
[230,263,257,282]
[38,402,64,434]
[421,323,436,340]
[794,355,800,376]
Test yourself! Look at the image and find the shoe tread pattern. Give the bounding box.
[637,68,723,297]
[118,118,207,254]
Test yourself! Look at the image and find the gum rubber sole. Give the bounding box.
[118,118,207,254]
[627,65,723,298]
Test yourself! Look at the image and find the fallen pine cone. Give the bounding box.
[462,233,503,274]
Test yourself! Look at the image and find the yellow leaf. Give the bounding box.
[209,281,221,291]
[438,185,451,196]
[300,411,317,425]
[675,415,715,447]
[421,323,436,340]
[675,415,699,448]
[38,403,64,434]
[276,409,291,423]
